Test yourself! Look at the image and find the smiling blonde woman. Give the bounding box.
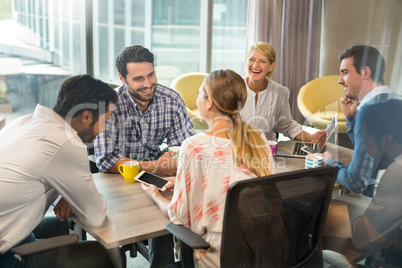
[240,41,325,142]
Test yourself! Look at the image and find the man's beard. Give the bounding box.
[127,84,156,103]
[78,120,97,144]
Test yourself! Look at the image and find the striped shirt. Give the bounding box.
[94,83,195,172]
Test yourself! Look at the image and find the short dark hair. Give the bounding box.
[338,45,385,84]
[53,75,118,120]
[115,45,154,80]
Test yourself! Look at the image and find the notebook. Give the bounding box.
[277,114,338,158]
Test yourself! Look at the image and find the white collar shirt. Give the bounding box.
[240,78,302,141]
[0,105,106,253]
[357,85,392,110]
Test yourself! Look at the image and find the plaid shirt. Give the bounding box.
[94,83,195,172]
[325,111,375,193]
[326,146,374,193]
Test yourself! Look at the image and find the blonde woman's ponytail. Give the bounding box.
[203,70,272,177]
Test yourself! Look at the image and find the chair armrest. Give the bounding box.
[166,223,210,249]
[11,234,79,256]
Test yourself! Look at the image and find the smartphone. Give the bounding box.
[301,145,319,155]
[134,171,169,191]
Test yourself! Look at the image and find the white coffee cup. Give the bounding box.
[305,154,323,169]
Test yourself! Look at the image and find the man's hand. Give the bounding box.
[341,97,358,117]
[153,152,178,175]
[54,197,74,221]
[316,151,333,165]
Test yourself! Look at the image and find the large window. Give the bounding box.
[92,0,248,86]
[0,0,85,123]
[211,0,248,74]
[0,0,248,125]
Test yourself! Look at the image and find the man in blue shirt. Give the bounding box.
[94,45,195,267]
[351,98,402,262]
[320,45,392,197]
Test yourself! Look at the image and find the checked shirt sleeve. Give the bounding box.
[325,150,374,193]
[325,110,376,193]
[94,116,123,172]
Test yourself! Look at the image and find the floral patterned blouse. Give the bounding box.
[168,133,256,267]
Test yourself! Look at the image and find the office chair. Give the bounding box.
[166,166,338,267]
[10,234,79,257]
[297,75,348,133]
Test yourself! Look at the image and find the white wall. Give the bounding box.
[320,0,402,93]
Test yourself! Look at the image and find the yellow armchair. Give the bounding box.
[170,72,209,130]
[297,75,349,133]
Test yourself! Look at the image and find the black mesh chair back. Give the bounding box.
[220,166,337,268]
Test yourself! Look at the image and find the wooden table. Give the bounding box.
[72,140,356,254]
[71,173,171,249]
[275,140,354,174]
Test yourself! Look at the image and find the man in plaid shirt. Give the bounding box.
[94,45,195,267]
[95,45,195,175]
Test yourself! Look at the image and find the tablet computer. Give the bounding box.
[299,114,338,155]
[134,171,169,191]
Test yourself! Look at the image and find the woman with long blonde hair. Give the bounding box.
[142,69,286,267]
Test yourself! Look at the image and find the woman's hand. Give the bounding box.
[141,182,161,200]
[311,129,326,144]
[163,176,176,192]
[141,182,170,217]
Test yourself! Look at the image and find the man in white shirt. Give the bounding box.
[320,45,393,197]
[0,75,125,267]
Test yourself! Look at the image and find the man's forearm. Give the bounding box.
[108,157,157,174]
[107,157,132,173]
